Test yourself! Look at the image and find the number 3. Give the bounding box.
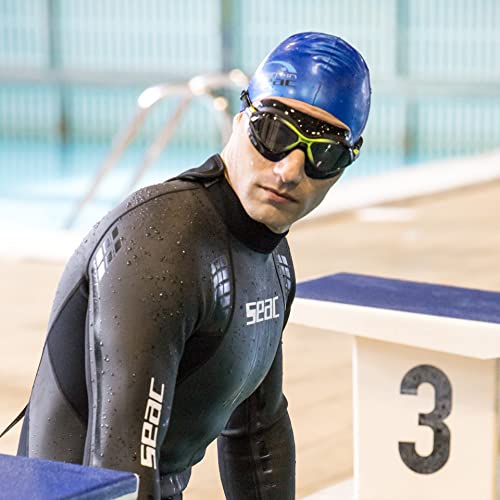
[399,364,452,474]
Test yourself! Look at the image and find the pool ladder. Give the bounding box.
[64,69,249,229]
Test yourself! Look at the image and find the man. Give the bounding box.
[16,32,371,499]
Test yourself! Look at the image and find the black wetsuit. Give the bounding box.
[18,155,296,500]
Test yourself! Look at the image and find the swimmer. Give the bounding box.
[15,32,371,499]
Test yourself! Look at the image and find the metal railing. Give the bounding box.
[64,69,248,228]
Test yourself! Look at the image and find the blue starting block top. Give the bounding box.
[0,453,138,499]
[296,273,500,325]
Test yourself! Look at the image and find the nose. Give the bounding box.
[272,149,306,185]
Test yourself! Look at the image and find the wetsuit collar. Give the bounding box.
[176,155,288,253]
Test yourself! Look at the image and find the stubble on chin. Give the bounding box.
[253,198,298,233]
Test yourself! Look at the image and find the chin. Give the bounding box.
[245,196,296,231]
[257,209,293,233]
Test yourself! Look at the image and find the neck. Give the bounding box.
[203,156,288,253]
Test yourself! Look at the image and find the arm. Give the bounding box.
[83,212,202,499]
[217,341,296,500]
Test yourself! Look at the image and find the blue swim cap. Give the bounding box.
[247,32,371,142]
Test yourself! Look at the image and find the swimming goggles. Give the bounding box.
[241,90,363,179]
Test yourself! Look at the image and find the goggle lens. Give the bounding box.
[242,91,362,179]
[249,113,298,156]
[309,141,353,176]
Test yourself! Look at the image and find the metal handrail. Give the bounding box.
[64,69,248,229]
[121,95,193,197]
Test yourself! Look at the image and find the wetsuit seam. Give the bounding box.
[178,231,236,468]
[84,182,207,278]
[199,188,237,338]
[272,251,288,315]
[175,221,234,387]
[46,278,88,333]
[280,242,296,329]
[83,304,93,466]
[22,277,88,435]
[223,234,265,411]
[45,348,88,427]
[224,235,237,350]
[248,395,263,500]
[46,279,89,427]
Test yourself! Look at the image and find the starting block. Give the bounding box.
[0,453,138,499]
[291,273,500,500]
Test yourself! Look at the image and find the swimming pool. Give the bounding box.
[0,140,412,234]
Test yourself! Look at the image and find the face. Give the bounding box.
[222,97,349,234]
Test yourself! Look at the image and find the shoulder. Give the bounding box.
[77,156,228,274]
[113,176,211,225]
[90,156,226,246]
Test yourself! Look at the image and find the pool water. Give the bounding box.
[0,140,417,234]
